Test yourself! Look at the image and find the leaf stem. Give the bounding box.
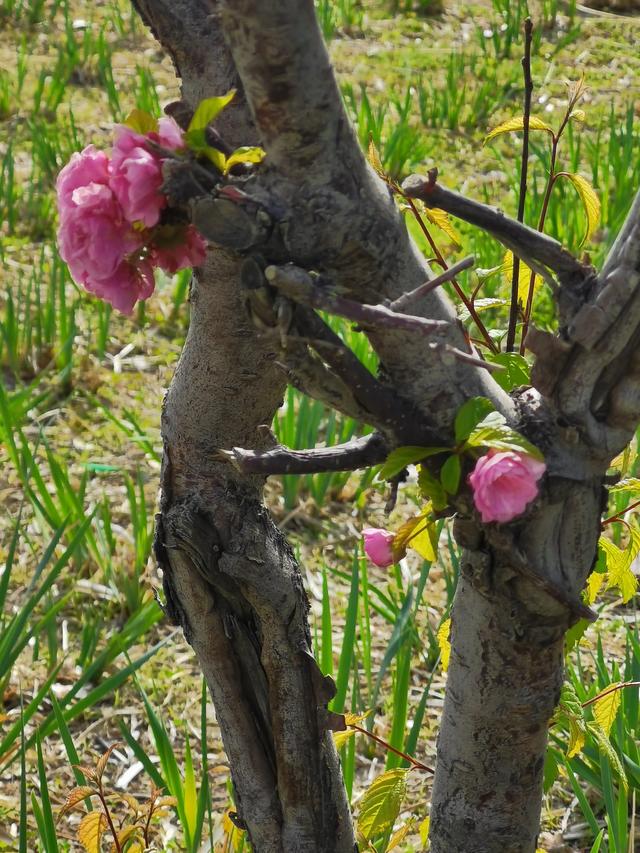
[506,18,533,353]
[351,724,434,773]
[97,783,123,853]
[601,498,640,527]
[581,681,640,708]
[403,197,498,354]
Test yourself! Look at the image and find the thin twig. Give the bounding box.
[351,725,434,773]
[402,197,498,353]
[390,255,475,312]
[601,498,640,527]
[506,18,534,353]
[581,681,640,708]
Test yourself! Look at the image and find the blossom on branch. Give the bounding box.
[363,527,395,567]
[468,450,546,523]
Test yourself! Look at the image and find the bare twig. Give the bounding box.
[506,18,534,353]
[218,433,388,475]
[390,256,475,312]
[265,264,450,337]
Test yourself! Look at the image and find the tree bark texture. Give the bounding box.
[131,1,640,851]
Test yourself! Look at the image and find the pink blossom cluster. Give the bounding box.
[468,450,545,523]
[56,117,206,314]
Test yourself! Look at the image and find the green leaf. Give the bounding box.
[557,172,601,246]
[592,683,622,736]
[543,747,560,793]
[378,446,449,481]
[458,297,506,323]
[223,146,266,174]
[417,465,448,511]
[587,722,628,790]
[440,454,461,494]
[407,517,439,562]
[484,115,555,144]
[484,352,531,392]
[465,411,543,460]
[188,91,236,132]
[454,397,495,443]
[183,128,228,171]
[124,108,158,135]
[357,768,409,839]
[564,618,590,652]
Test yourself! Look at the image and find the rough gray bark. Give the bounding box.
[130,1,640,851]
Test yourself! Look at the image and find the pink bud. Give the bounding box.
[363,527,395,567]
[468,450,546,524]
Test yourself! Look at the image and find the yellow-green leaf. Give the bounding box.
[569,108,586,123]
[358,768,409,840]
[408,519,439,562]
[558,172,601,246]
[608,477,640,494]
[333,729,357,750]
[501,250,541,305]
[188,91,236,132]
[484,115,555,144]
[567,716,586,758]
[110,825,141,853]
[387,817,415,850]
[592,683,623,736]
[344,709,373,726]
[77,811,108,853]
[419,815,430,847]
[465,410,543,459]
[183,735,198,840]
[437,618,451,672]
[585,569,605,604]
[124,108,158,135]
[587,722,628,790]
[201,145,227,172]
[424,207,462,249]
[224,146,266,174]
[599,528,640,603]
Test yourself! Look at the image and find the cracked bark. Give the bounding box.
[129,1,640,851]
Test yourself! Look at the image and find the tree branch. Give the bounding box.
[401,172,591,290]
[219,432,388,475]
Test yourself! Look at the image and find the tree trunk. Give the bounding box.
[430,476,603,852]
[132,1,356,849]
[129,1,640,851]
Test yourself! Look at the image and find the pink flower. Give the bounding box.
[83,258,156,314]
[157,116,184,150]
[468,450,546,523]
[57,182,141,287]
[363,527,395,567]
[56,145,110,209]
[152,225,207,273]
[110,126,166,227]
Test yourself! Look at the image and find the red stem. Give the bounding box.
[351,724,434,773]
[582,681,640,708]
[601,498,640,527]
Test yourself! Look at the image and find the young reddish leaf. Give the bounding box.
[118,793,142,815]
[367,136,385,177]
[109,825,142,853]
[358,768,409,840]
[557,172,601,246]
[95,744,119,782]
[592,683,623,736]
[437,618,451,672]
[484,115,554,144]
[77,811,108,853]
[57,786,96,821]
